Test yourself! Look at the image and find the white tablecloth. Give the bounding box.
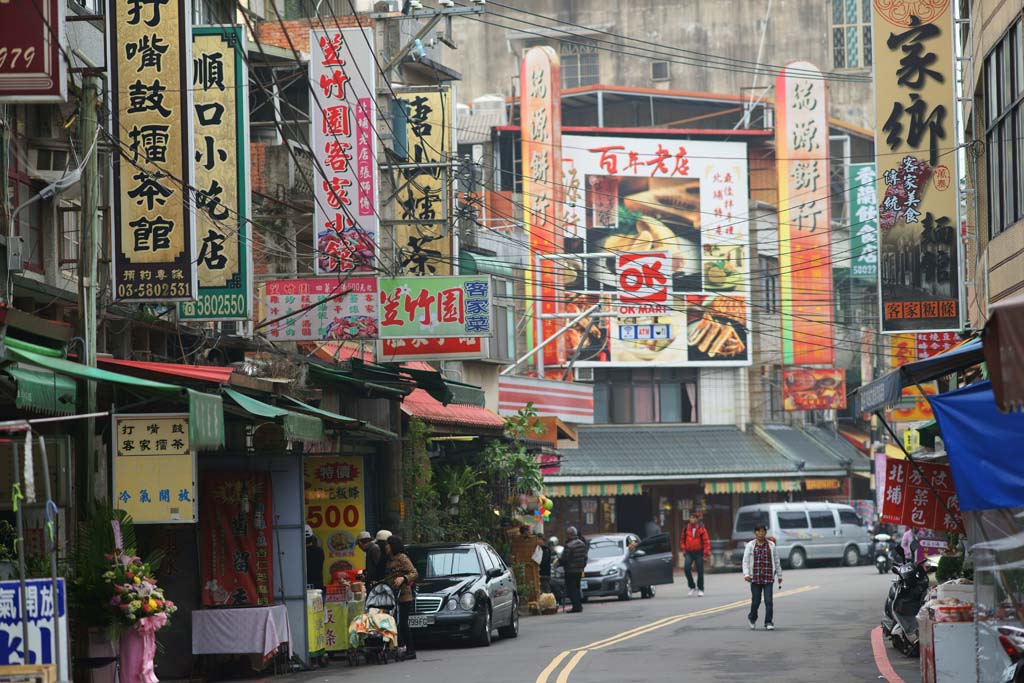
[192,604,292,657]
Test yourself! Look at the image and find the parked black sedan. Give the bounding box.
[406,542,519,646]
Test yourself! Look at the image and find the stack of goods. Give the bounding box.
[922,580,975,623]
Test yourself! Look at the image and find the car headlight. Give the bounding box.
[459,592,476,610]
[447,598,458,611]
[601,566,622,577]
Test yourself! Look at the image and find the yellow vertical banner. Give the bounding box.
[112,414,196,523]
[304,456,366,584]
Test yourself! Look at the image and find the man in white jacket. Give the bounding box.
[742,523,782,630]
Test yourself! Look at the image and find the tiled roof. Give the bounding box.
[758,424,870,472]
[401,389,505,431]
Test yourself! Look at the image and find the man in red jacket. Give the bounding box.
[680,513,711,596]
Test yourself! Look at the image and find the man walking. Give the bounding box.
[680,513,711,596]
[560,526,589,613]
[742,523,782,630]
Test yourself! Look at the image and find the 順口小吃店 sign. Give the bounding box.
[112,414,196,523]
[378,276,492,339]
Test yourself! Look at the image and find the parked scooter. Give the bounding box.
[874,533,895,574]
[881,547,931,657]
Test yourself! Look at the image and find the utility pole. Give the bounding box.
[0,105,10,306]
[79,76,100,506]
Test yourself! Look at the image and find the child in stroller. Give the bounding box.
[346,583,399,665]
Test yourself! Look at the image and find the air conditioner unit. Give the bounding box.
[573,367,594,382]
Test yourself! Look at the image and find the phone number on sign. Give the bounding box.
[180,294,247,318]
[117,282,191,299]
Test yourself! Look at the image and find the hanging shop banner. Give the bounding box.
[521,46,565,370]
[393,89,453,276]
[782,368,847,411]
[879,457,963,533]
[849,163,879,283]
[109,0,196,302]
[178,25,251,321]
[378,337,485,362]
[304,456,366,584]
[873,3,960,332]
[378,275,492,339]
[558,135,751,367]
[0,578,69,679]
[0,0,67,102]
[311,28,378,275]
[257,277,378,342]
[916,331,959,359]
[889,333,917,367]
[200,470,274,606]
[112,414,196,523]
[775,61,834,365]
[888,382,938,422]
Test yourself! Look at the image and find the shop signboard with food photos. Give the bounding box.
[304,457,365,583]
[557,135,751,367]
[782,369,847,411]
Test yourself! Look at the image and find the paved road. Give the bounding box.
[252,566,922,683]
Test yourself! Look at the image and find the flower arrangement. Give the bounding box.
[102,552,177,631]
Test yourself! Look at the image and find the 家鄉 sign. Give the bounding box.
[257,277,378,342]
[775,61,834,366]
[0,0,67,102]
[304,456,367,583]
[0,578,69,680]
[848,163,879,283]
[378,275,492,339]
[112,414,196,523]
[179,25,251,321]
[311,28,378,275]
[872,2,960,331]
[109,0,196,302]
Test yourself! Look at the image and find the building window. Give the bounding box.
[8,114,43,273]
[193,0,232,24]
[651,61,670,82]
[560,41,600,90]
[986,19,1024,237]
[592,368,697,424]
[831,0,872,69]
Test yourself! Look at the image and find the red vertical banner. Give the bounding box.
[879,457,963,534]
[200,471,274,606]
[521,47,564,372]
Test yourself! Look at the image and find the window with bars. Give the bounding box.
[831,0,872,69]
[985,19,1024,238]
[560,41,600,90]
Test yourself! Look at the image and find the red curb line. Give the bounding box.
[872,626,908,683]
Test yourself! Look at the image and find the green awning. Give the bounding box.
[281,396,359,427]
[309,363,408,399]
[223,388,325,443]
[3,346,225,450]
[5,365,77,415]
[459,251,515,280]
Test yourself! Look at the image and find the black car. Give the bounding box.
[406,542,519,646]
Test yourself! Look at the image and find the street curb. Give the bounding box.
[871,625,908,683]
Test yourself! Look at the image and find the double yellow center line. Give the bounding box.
[537,585,819,683]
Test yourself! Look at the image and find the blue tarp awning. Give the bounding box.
[928,380,1024,511]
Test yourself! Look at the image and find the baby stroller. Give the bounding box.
[346,583,399,665]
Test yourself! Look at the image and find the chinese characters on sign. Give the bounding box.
[378,276,492,339]
[200,471,274,606]
[304,456,366,584]
[179,26,251,320]
[915,331,959,358]
[0,578,69,680]
[311,28,378,275]
[109,0,196,301]
[880,457,964,534]
[0,0,67,102]
[379,336,485,362]
[848,163,879,282]
[873,3,960,331]
[775,62,834,365]
[782,368,847,411]
[394,90,453,276]
[257,277,378,342]
[112,414,196,523]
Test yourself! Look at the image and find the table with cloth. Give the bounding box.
[191,604,293,659]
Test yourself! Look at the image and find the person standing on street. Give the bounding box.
[680,514,711,596]
[356,531,383,585]
[536,532,553,593]
[901,526,920,564]
[384,535,419,660]
[643,516,662,539]
[560,527,589,613]
[305,525,326,592]
[742,523,782,630]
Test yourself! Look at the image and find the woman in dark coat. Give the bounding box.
[385,535,419,660]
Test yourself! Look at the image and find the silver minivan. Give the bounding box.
[729,502,872,569]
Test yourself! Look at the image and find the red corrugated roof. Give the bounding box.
[401,389,505,430]
[97,358,234,384]
[308,342,373,363]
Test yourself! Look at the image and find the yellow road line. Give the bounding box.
[554,650,588,683]
[535,650,572,683]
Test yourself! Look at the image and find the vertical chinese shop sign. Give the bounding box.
[0,0,67,102]
[200,470,274,606]
[112,414,196,523]
[393,89,453,276]
[304,457,366,584]
[775,61,834,365]
[311,28,378,275]
[872,2,960,332]
[179,26,251,321]
[521,47,565,371]
[848,163,879,283]
[108,0,196,302]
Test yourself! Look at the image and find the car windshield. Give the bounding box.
[408,547,482,578]
[736,510,770,533]
[587,539,624,559]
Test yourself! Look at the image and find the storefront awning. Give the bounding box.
[704,480,802,494]
[856,337,983,413]
[223,388,324,443]
[401,388,505,432]
[983,292,1024,411]
[98,357,235,384]
[546,482,643,498]
[4,364,77,415]
[459,251,516,280]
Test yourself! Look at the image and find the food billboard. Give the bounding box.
[782,369,847,411]
[558,135,751,366]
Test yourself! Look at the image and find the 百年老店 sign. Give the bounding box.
[109,0,196,302]
[0,0,67,102]
[179,26,251,321]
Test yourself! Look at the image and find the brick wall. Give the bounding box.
[250,142,269,196]
[255,16,374,54]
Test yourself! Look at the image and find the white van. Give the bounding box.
[729,502,871,569]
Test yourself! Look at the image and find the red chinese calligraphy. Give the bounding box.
[319,34,346,66]
[437,288,465,324]
[671,146,690,176]
[323,178,352,209]
[647,145,671,176]
[323,105,351,136]
[324,141,352,173]
[319,70,350,99]
[590,145,624,174]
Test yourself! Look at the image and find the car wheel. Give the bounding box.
[474,607,492,647]
[843,545,861,567]
[788,548,807,570]
[498,598,519,639]
[618,573,633,601]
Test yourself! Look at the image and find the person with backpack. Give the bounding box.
[680,513,711,596]
[742,522,782,630]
